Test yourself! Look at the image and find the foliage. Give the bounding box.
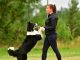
[57,18,72,41]
[0,0,80,45]
[57,0,80,41]
[68,0,80,38]
[0,0,39,45]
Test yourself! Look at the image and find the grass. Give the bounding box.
[0,47,80,60]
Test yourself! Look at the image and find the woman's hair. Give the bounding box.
[47,4,56,13]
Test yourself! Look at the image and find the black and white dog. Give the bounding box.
[8,22,45,60]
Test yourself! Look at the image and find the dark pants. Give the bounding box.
[42,33,61,60]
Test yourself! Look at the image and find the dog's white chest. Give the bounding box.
[27,30,40,35]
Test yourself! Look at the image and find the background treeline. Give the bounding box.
[0,0,80,46]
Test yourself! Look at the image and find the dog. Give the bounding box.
[8,22,45,60]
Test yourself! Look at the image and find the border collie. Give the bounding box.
[8,22,45,60]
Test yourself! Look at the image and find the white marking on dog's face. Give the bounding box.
[8,47,14,50]
[35,23,38,27]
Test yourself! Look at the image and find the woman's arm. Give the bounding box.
[45,16,58,30]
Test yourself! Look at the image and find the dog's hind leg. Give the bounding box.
[8,49,18,57]
[17,53,27,60]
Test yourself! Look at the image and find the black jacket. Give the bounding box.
[45,13,58,35]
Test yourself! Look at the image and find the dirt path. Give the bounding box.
[0,56,80,60]
[29,56,80,60]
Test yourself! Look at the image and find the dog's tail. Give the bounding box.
[8,47,18,57]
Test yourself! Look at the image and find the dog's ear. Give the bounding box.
[27,21,32,27]
[28,21,31,24]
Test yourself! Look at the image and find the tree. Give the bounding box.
[68,0,80,38]
[0,0,39,45]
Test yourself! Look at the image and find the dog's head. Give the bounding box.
[27,22,37,31]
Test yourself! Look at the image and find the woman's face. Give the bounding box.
[46,6,53,14]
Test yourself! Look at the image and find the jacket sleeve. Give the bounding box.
[45,16,57,30]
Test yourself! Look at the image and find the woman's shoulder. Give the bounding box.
[50,13,58,19]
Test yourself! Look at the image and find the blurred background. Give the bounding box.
[0,0,80,60]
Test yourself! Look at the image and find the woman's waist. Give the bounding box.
[45,31,56,35]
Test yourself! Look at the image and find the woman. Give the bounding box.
[42,4,61,60]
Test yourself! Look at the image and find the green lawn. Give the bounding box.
[0,47,80,60]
